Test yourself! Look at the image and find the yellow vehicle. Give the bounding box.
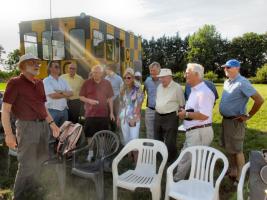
[19,14,142,79]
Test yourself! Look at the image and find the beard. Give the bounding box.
[25,65,39,76]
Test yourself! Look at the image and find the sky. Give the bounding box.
[0,0,266,59]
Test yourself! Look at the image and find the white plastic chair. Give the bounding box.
[112,139,168,200]
[165,146,229,200]
[237,162,250,200]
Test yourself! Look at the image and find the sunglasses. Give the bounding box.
[124,76,132,80]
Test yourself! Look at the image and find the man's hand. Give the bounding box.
[234,115,250,122]
[178,108,186,120]
[88,99,99,105]
[50,123,60,138]
[5,134,17,149]
[110,113,115,121]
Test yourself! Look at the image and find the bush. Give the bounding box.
[254,64,267,83]
[173,71,185,83]
[0,69,20,82]
[204,71,218,82]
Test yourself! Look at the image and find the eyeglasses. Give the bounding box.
[53,65,60,69]
[124,76,132,80]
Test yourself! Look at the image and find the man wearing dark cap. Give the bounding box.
[1,53,60,199]
[220,59,264,183]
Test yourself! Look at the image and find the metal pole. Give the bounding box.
[49,0,53,60]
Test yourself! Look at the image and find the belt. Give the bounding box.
[223,116,237,119]
[156,111,176,116]
[148,107,155,110]
[31,119,46,122]
[186,123,212,131]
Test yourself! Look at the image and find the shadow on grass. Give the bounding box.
[0,120,266,200]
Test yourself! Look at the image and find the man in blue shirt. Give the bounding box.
[143,62,161,139]
[105,63,123,132]
[219,59,264,183]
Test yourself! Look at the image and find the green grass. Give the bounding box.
[0,83,7,91]
[0,83,266,200]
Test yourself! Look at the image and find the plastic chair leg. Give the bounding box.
[113,184,118,200]
[95,174,104,200]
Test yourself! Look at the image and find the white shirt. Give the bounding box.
[156,80,185,114]
[43,75,72,111]
[183,81,215,129]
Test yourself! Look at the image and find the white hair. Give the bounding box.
[91,64,104,72]
[186,63,204,79]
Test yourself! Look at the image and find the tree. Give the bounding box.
[229,32,267,77]
[142,33,188,77]
[5,49,20,71]
[0,44,6,65]
[187,24,228,76]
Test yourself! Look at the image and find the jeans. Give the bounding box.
[48,108,68,127]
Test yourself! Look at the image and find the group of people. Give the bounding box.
[1,53,264,199]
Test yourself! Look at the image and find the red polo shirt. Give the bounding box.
[79,78,114,117]
[3,74,47,120]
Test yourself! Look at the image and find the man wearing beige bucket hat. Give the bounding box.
[1,53,60,199]
[155,68,185,162]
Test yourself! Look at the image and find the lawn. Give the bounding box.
[0,83,266,200]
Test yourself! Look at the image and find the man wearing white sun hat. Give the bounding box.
[154,68,185,162]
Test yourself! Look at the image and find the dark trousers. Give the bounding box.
[14,120,49,200]
[154,112,178,162]
[67,99,82,123]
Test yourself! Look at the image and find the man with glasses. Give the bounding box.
[2,53,60,199]
[60,62,84,123]
[43,61,73,127]
[220,59,264,183]
[174,63,215,181]
[155,68,185,162]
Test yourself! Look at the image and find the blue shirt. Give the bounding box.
[185,80,219,101]
[219,74,256,117]
[144,77,161,108]
[105,73,123,100]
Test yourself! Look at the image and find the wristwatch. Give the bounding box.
[48,120,55,125]
[185,112,189,118]
[245,113,250,118]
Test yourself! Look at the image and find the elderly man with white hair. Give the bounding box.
[174,63,215,181]
[155,68,185,162]
[80,65,115,160]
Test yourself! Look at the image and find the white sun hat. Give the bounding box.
[157,68,172,77]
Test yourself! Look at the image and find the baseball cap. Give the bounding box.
[157,68,172,77]
[134,71,142,77]
[18,53,40,67]
[221,59,240,68]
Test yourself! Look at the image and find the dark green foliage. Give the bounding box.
[205,71,219,82]
[4,49,20,71]
[142,25,267,79]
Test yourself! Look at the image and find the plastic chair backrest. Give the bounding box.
[183,146,228,186]
[91,130,120,159]
[125,139,168,174]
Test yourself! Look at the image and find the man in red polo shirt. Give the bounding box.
[1,53,60,200]
[80,65,115,160]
